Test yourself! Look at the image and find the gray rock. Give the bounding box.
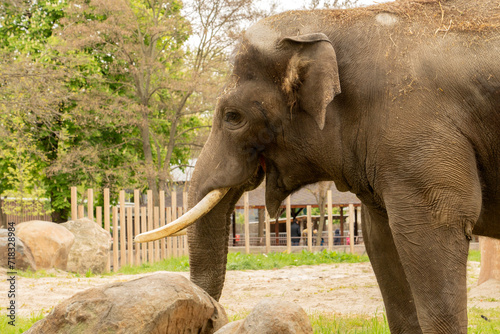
[26,273,228,334]
[215,299,312,334]
[0,229,37,271]
[16,221,75,270]
[60,218,111,274]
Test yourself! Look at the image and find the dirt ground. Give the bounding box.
[1,261,500,319]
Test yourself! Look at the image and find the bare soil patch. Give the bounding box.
[1,261,499,319]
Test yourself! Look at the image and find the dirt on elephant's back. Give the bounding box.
[5,261,499,319]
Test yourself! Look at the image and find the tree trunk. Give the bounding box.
[139,108,159,206]
[478,237,500,285]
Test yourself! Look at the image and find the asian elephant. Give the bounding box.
[136,0,500,333]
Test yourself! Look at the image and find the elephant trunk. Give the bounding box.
[186,186,243,300]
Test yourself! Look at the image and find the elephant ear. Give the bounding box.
[280,33,341,130]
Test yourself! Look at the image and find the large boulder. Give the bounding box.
[60,218,111,274]
[16,221,74,270]
[215,299,312,334]
[26,273,228,334]
[0,229,37,271]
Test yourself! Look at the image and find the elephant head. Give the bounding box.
[135,22,342,300]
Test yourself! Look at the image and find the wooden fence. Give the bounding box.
[71,187,188,272]
[72,187,361,272]
[0,199,52,226]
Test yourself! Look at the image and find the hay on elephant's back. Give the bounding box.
[267,0,500,34]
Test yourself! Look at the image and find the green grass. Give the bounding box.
[116,256,190,275]
[16,269,57,278]
[226,250,369,271]
[468,307,500,333]
[4,308,499,334]
[226,308,499,333]
[111,250,369,275]
[0,312,45,334]
[468,250,481,262]
[309,312,390,334]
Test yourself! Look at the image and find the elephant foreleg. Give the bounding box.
[362,205,423,334]
[384,182,480,333]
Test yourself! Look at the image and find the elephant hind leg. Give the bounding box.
[362,205,423,334]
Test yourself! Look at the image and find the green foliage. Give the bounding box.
[0,0,81,220]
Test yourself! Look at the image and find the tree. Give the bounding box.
[60,0,265,203]
[0,0,77,222]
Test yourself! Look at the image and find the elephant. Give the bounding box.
[136,0,500,333]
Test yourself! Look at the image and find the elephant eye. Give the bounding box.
[224,110,243,125]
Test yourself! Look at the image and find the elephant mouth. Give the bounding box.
[134,164,266,243]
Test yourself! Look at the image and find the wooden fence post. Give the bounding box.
[119,190,126,267]
[78,205,84,219]
[183,192,188,255]
[286,196,291,254]
[171,192,177,258]
[178,207,186,256]
[147,190,153,262]
[265,211,270,254]
[244,192,250,254]
[127,207,133,266]
[171,191,177,219]
[71,187,77,221]
[160,191,165,259]
[112,206,118,272]
[154,206,160,261]
[357,207,362,243]
[349,204,355,254]
[307,205,312,252]
[141,207,147,262]
[104,188,110,272]
[166,207,172,258]
[134,189,141,265]
[87,188,93,222]
[96,206,102,227]
[327,190,333,251]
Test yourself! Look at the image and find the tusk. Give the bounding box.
[134,188,230,243]
[170,229,187,236]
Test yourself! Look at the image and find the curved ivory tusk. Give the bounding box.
[170,229,187,236]
[134,188,230,243]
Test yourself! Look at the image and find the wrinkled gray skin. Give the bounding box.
[187,0,500,333]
